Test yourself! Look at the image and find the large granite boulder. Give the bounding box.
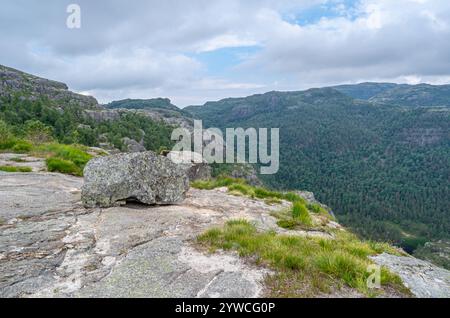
[167,151,211,181]
[82,151,189,208]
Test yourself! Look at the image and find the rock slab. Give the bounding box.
[81,151,189,208]
[372,253,450,298]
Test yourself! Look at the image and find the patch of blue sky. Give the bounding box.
[284,0,360,26]
[191,45,262,77]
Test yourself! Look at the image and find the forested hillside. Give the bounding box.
[186,86,450,255]
[0,65,175,153]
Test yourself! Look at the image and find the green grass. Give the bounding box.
[307,203,329,215]
[198,220,409,297]
[36,143,92,167]
[292,202,313,226]
[191,176,247,190]
[30,143,92,176]
[0,165,32,173]
[0,138,32,153]
[0,137,93,176]
[192,176,308,204]
[193,176,331,230]
[45,157,82,176]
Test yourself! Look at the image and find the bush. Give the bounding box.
[46,157,82,176]
[39,143,92,166]
[0,120,19,150]
[24,120,54,144]
[0,138,17,150]
[11,140,33,153]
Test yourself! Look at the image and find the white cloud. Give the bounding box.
[0,0,449,106]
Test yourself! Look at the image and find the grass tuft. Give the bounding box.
[292,202,312,226]
[197,220,409,297]
[0,165,32,173]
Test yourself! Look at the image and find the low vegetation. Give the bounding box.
[1,119,93,176]
[192,176,307,204]
[198,219,409,297]
[192,176,333,230]
[194,176,408,296]
[0,165,32,173]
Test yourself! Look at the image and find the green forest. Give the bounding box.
[186,88,450,254]
[0,94,175,153]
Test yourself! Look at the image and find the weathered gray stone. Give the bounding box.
[0,173,278,298]
[167,151,211,181]
[81,151,189,208]
[121,137,146,153]
[372,253,450,298]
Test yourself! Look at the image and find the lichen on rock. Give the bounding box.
[81,151,189,208]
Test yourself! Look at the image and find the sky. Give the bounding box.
[1,0,450,107]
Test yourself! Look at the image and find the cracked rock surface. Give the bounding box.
[1,172,283,298]
[2,172,449,298]
[372,253,450,298]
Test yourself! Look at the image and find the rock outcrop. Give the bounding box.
[121,137,146,153]
[0,64,99,110]
[81,151,189,208]
[167,151,211,181]
[0,172,284,298]
[372,253,450,298]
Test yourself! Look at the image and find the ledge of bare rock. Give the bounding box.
[372,253,450,298]
[2,172,449,298]
[0,153,46,172]
[81,151,189,208]
[0,172,282,298]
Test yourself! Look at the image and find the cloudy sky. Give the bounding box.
[1,0,450,106]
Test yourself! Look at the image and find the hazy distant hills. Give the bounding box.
[333,82,450,107]
[332,82,399,100]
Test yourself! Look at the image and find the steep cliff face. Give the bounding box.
[0,65,99,110]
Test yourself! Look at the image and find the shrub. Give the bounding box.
[38,143,92,166]
[11,140,33,153]
[0,138,17,150]
[24,120,54,144]
[46,157,82,176]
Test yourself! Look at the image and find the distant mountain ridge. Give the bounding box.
[332,82,399,100]
[332,82,450,107]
